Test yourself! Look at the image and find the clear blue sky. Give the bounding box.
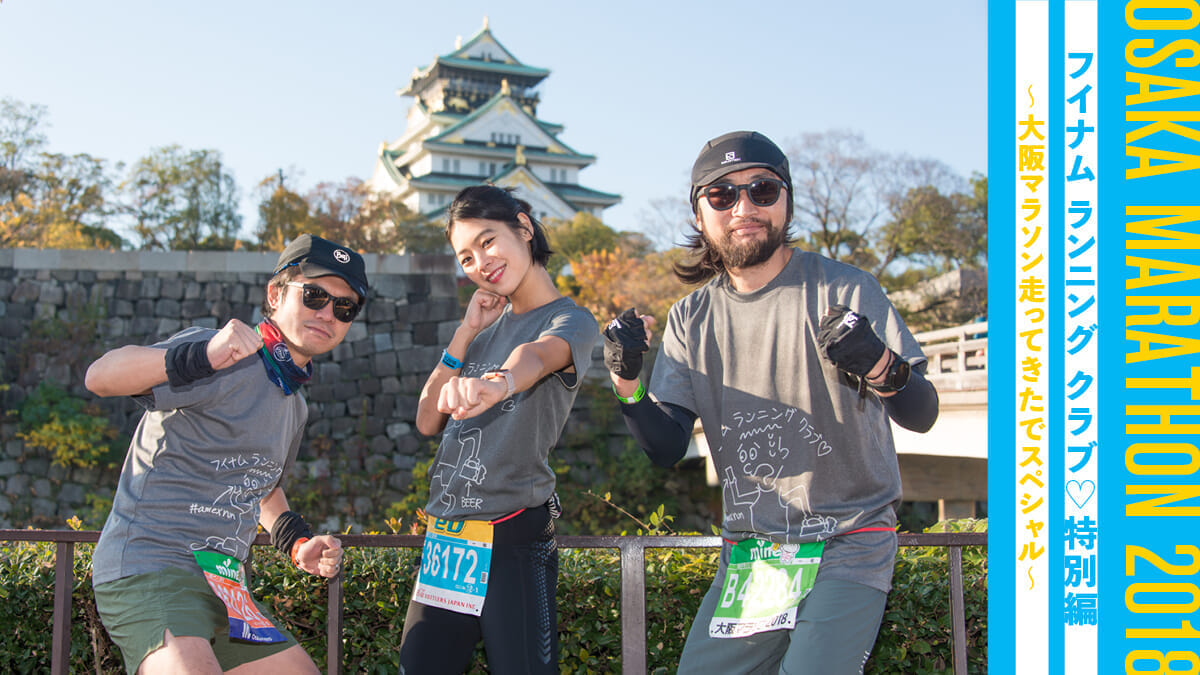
[0,1,987,244]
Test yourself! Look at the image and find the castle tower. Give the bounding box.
[368,18,621,221]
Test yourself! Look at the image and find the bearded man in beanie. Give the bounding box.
[85,234,368,674]
[603,131,939,674]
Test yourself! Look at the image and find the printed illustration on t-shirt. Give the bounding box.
[189,453,283,557]
[432,426,488,512]
[717,406,838,538]
[431,361,514,514]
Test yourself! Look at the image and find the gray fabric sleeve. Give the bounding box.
[138,327,221,411]
[542,306,600,390]
[646,302,699,412]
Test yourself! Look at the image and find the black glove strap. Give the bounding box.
[164,340,215,387]
[867,352,911,393]
[270,510,314,557]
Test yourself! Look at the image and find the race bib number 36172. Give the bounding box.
[412,516,494,616]
[709,539,825,639]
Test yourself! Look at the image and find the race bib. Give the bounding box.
[412,516,495,616]
[192,550,286,644]
[708,539,825,639]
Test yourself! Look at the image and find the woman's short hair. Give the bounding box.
[445,185,553,267]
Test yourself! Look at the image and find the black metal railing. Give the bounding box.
[1,530,986,675]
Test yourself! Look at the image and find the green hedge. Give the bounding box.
[0,528,986,674]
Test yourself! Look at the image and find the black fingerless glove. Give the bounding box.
[816,304,887,377]
[164,339,215,387]
[603,308,649,380]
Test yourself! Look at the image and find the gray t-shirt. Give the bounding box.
[650,250,926,592]
[426,296,598,522]
[92,327,307,586]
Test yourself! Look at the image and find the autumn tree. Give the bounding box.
[301,178,442,254]
[360,192,447,255]
[1,98,120,249]
[1,152,121,249]
[0,97,47,203]
[544,211,653,279]
[253,170,310,252]
[122,145,242,250]
[566,247,688,330]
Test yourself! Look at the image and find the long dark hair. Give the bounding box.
[672,195,795,286]
[445,185,553,267]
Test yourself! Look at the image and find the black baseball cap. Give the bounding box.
[273,234,369,300]
[690,131,792,208]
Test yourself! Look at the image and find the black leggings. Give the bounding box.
[398,505,558,675]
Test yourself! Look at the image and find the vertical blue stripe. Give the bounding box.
[1100,0,1200,669]
[1096,0,1125,667]
[987,2,1017,673]
[1048,2,1067,672]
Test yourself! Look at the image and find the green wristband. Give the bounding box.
[613,380,645,404]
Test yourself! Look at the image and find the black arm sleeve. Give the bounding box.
[620,395,697,467]
[882,367,939,433]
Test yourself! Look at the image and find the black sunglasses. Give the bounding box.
[700,178,788,211]
[286,282,361,323]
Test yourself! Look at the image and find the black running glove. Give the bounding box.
[603,308,649,380]
[816,304,887,377]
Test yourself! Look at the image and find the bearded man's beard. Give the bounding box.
[702,216,787,270]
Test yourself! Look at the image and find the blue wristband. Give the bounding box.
[441,349,463,370]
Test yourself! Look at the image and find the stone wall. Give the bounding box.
[0,247,467,530]
[0,248,724,534]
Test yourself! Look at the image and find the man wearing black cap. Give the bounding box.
[85,234,369,674]
[603,131,939,673]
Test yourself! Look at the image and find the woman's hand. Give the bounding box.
[462,289,508,336]
[437,375,509,420]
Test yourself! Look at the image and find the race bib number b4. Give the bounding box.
[709,539,825,639]
[412,516,494,616]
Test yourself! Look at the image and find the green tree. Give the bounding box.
[0,152,122,249]
[255,176,440,255]
[303,178,439,254]
[566,247,689,329]
[122,145,242,250]
[959,174,988,266]
[881,176,987,277]
[0,98,121,248]
[543,212,652,279]
[787,129,967,278]
[881,175,988,332]
[253,169,310,251]
[0,97,48,203]
[360,193,446,254]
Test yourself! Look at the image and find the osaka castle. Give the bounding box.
[368,18,621,221]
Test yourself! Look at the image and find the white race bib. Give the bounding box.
[412,516,495,616]
[709,539,824,639]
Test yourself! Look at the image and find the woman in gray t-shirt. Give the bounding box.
[398,185,598,674]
